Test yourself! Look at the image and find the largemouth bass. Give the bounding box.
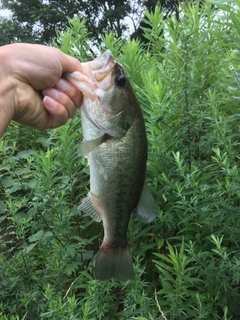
[65,50,156,281]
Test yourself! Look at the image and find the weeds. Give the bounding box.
[1,1,240,319]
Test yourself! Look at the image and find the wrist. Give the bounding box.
[0,46,16,136]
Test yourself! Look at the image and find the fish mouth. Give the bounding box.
[64,50,116,101]
[82,50,116,82]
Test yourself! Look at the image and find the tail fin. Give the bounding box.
[95,244,133,281]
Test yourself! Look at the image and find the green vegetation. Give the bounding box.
[0,0,182,45]
[1,1,240,319]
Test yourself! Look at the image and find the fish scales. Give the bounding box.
[65,50,156,281]
[90,114,147,243]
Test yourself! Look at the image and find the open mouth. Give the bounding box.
[64,50,116,101]
[82,50,115,82]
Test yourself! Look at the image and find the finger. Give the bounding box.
[43,96,69,128]
[42,88,76,119]
[54,48,82,73]
[54,78,82,108]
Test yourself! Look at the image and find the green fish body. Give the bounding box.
[65,51,156,281]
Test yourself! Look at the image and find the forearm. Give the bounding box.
[0,74,15,137]
[0,46,15,137]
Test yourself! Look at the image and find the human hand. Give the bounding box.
[0,43,82,135]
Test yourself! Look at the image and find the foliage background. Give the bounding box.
[0,0,182,45]
[1,0,240,319]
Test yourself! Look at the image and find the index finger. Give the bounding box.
[54,48,82,74]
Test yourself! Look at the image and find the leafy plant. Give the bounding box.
[1,1,240,319]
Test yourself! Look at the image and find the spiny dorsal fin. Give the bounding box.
[133,182,156,223]
[78,134,108,157]
[78,193,102,222]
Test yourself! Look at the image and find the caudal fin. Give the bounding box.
[95,244,133,281]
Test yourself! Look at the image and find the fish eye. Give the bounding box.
[115,75,126,87]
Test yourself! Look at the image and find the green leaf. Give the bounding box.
[64,262,80,276]
[28,230,44,242]
[1,176,14,188]
[23,242,38,254]
[230,11,240,36]
[15,149,34,159]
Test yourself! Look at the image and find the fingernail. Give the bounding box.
[43,96,57,109]
[55,78,68,92]
[70,71,82,79]
[43,88,59,100]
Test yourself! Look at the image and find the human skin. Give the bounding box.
[0,43,83,136]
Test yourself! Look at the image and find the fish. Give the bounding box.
[65,50,156,281]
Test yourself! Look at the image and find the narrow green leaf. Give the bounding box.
[230,11,240,36]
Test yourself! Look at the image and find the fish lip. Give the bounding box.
[63,50,116,101]
[83,50,116,82]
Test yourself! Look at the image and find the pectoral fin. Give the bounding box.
[78,134,108,157]
[133,183,156,223]
[78,193,102,222]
